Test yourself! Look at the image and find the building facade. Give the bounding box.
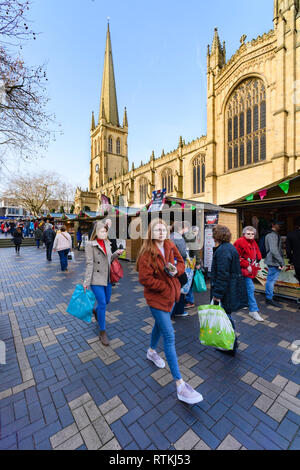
[75,0,300,213]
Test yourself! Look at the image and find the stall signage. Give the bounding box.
[148,189,166,212]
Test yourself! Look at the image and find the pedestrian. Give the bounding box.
[211,225,248,356]
[83,221,124,346]
[264,220,285,307]
[12,226,23,254]
[42,226,56,260]
[137,218,203,404]
[53,225,72,271]
[234,226,264,322]
[286,216,300,285]
[34,226,43,249]
[77,227,82,251]
[29,220,34,237]
[170,221,190,317]
[183,225,202,309]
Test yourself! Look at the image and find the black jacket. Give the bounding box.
[286,229,300,267]
[12,229,23,245]
[211,242,248,314]
[42,228,56,245]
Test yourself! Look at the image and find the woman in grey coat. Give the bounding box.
[83,221,123,346]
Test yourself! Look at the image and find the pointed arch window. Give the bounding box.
[192,155,205,194]
[161,168,173,194]
[139,178,148,205]
[226,78,266,170]
[116,138,121,155]
[108,136,113,153]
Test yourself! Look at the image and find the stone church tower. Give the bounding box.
[89,23,128,193]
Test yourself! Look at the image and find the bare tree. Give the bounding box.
[3,171,63,216]
[0,1,57,166]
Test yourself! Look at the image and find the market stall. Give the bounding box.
[224,171,300,301]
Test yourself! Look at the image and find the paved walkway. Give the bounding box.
[1,246,300,450]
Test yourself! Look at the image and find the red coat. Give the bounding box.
[138,240,185,312]
[233,236,262,279]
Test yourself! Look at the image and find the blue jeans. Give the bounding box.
[244,277,258,312]
[91,284,112,331]
[58,249,70,271]
[265,266,280,300]
[149,306,181,381]
[185,285,194,304]
[36,240,40,248]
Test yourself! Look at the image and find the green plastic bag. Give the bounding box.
[193,269,207,293]
[198,303,235,350]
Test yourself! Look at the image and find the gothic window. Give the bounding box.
[116,138,121,155]
[139,178,148,205]
[192,155,205,194]
[108,136,113,153]
[161,168,173,193]
[227,78,266,170]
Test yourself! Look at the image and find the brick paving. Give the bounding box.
[1,246,300,450]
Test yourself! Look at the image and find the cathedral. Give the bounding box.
[75,0,300,213]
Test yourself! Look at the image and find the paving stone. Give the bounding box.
[193,440,211,450]
[284,381,300,397]
[83,400,102,422]
[54,433,84,450]
[241,372,258,385]
[68,393,92,410]
[93,416,114,445]
[254,394,274,413]
[217,434,242,450]
[174,430,200,450]
[99,395,122,415]
[272,375,289,389]
[80,424,102,450]
[266,402,288,423]
[104,403,128,424]
[50,423,78,448]
[100,438,122,450]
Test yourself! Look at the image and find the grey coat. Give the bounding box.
[265,231,284,267]
[84,240,119,287]
[170,232,187,261]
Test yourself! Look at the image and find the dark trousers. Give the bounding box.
[46,242,53,260]
[15,244,21,253]
[36,240,40,248]
[225,311,238,352]
[172,294,185,316]
[58,249,70,271]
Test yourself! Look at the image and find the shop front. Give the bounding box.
[224,171,300,301]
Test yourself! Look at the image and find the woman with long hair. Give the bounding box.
[12,226,23,254]
[83,221,123,346]
[136,218,203,404]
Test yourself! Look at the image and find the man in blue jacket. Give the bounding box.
[264,220,285,308]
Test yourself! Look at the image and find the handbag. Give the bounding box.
[181,267,194,294]
[110,258,124,283]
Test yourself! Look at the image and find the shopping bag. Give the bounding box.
[67,251,75,261]
[180,267,194,294]
[193,270,207,293]
[66,284,95,323]
[198,303,235,350]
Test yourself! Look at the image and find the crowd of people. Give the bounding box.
[81,216,300,405]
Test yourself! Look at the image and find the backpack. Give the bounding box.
[110,259,123,283]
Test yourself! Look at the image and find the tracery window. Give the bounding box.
[116,138,121,155]
[192,155,205,194]
[161,168,173,193]
[139,178,148,205]
[108,136,113,153]
[227,78,266,170]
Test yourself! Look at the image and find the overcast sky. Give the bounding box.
[4,0,273,189]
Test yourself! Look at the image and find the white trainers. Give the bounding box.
[177,382,203,404]
[147,349,165,368]
[249,311,264,322]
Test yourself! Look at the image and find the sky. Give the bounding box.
[4,0,274,190]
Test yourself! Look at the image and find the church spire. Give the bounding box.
[99,22,120,126]
[123,107,128,127]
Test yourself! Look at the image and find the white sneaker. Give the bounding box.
[177,382,203,404]
[147,349,165,368]
[249,311,264,322]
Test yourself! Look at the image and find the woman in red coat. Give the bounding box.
[137,217,203,404]
[234,226,264,322]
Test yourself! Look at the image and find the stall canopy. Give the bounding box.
[224,170,300,210]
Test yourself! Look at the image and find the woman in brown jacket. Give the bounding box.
[137,218,203,404]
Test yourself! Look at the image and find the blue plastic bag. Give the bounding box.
[181,267,194,294]
[193,270,207,293]
[66,284,95,323]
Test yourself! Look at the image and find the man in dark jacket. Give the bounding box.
[264,220,285,307]
[286,217,300,284]
[42,227,56,261]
